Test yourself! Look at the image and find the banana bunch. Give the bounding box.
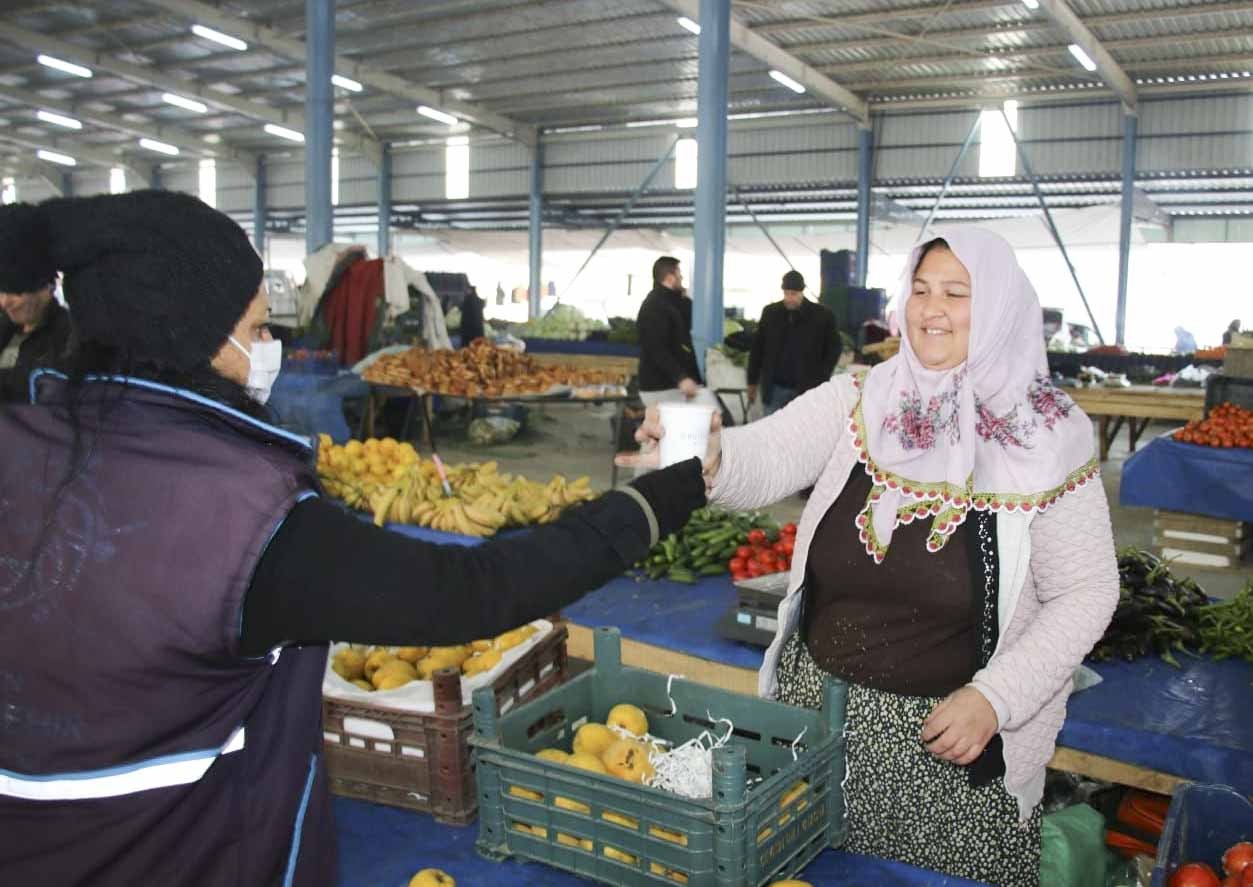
[318,436,597,535]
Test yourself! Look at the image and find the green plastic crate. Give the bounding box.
[470,627,847,887]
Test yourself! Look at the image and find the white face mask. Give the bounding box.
[228,335,282,404]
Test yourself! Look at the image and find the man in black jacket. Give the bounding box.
[0,203,73,402]
[635,256,717,407]
[747,270,840,415]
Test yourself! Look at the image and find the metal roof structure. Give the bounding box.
[0,0,1250,220]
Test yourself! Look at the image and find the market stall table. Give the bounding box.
[1119,434,1253,523]
[1062,385,1205,461]
[334,796,986,886]
[368,522,1252,799]
[559,574,1253,798]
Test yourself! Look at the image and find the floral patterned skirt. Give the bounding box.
[776,633,1042,887]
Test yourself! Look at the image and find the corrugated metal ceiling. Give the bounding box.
[0,0,1249,219]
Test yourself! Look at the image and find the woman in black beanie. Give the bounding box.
[0,191,708,886]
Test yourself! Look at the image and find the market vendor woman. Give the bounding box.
[626,228,1119,886]
[0,191,707,885]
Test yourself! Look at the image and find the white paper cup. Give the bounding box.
[658,402,716,468]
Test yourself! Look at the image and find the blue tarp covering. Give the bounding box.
[333,797,985,886]
[1060,655,1253,797]
[1120,435,1253,522]
[563,574,764,670]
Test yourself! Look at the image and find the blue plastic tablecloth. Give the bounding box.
[522,338,640,357]
[562,574,765,670]
[1060,655,1253,797]
[333,797,985,886]
[1120,435,1253,521]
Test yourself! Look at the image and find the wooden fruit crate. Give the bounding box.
[322,624,568,825]
[1153,510,1250,570]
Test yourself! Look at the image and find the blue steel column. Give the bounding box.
[254,155,267,256]
[691,0,731,375]
[1115,113,1137,347]
[304,0,334,253]
[855,126,873,287]
[150,164,162,190]
[61,172,72,198]
[377,143,392,258]
[528,136,544,319]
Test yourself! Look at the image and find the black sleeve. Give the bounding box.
[747,308,769,386]
[239,458,706,656]
[638,303,687,387]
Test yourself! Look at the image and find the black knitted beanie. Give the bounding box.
[35,189,262,371]
[0,202,57,294]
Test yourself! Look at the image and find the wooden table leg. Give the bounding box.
[1128,417,1150,452]
[1098,416,1111,461]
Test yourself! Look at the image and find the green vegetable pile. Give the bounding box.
[1089,548,1252,666]
[635,507,777,584]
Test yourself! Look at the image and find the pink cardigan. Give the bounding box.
[710,374,1119,820]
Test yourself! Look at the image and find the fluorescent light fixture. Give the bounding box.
[191,24,247,52]
[675,138,697,190]
[36,149,75,166]
[263,123,304,142]
[332,74,363,93]
[677,16,700,35]
[37,109,82,129]
[1020,0,1039,9]
[445,136,469,200]
[769,70,806,94]
[418,105,459,127]
[199,158,216,208]
[626,119,666,129]
[1068,44,1097,72]
[37,54,92,78]
[161,92,208,113]
[676,118,698,129]
[139,137,179,156]
[109,167,126,194]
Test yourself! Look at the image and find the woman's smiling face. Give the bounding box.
[906,244,972,371]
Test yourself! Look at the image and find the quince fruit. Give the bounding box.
[606,703,648,737]
[602,738,655,784]
[408,869,455,887]
[565,752,607,775]
[572,723,616,758]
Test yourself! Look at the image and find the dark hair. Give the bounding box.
[914,238,950,276]
[652,256,680,288]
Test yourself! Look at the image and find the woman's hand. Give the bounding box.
[921,686,998,766]
[614,405,722,482]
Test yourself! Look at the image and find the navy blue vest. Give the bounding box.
[0,374,333,886]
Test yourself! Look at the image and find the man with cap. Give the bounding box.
[0,203,74,402]
[0,190,707,885]
[747,269,840,415]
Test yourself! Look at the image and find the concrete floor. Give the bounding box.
[429,403,1248,600]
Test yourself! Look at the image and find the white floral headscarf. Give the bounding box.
[850,227,1098,562]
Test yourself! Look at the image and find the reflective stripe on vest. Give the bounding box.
[0,724,246,801]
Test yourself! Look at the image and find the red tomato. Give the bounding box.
[747,529,767,545]
[731,569,749,582]
[1224,843,1253,876]
[1241,866,1253,887]
[757,551,776,566]
[1170,863,1221,887]
[772,541,788,556]
[735,545,752,560]
[728,557,746,573]
[781,523,797,536]
[747,560,765,577]
[781,538,795,556]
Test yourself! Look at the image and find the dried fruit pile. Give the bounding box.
[363,338,624,397]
